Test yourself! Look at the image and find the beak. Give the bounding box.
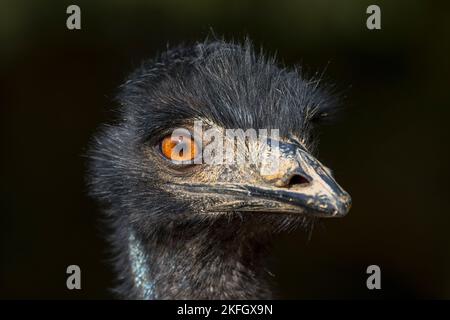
[254,142,352,217]
[167,141,351,218]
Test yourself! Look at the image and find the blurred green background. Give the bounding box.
[1,0,449,299]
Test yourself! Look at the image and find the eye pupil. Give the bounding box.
[161,134,198,162]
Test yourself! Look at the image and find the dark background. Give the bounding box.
[1,0,449,299]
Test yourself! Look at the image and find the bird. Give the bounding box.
[87,39,352,300]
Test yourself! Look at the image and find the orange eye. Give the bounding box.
[161,134,199,162]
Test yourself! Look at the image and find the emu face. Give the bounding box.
[158,121,351,219]
[89,41,351,234]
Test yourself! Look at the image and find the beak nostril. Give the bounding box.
[288,174,310,187]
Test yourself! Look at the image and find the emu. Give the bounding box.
[88,40,351,299]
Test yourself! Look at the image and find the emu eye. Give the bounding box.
[161,133,199,162]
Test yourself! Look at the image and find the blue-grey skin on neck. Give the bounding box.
[128,232,156,299]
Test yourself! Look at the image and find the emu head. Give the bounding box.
[89,41,351,237]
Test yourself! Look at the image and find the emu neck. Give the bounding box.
[123,219,273,299]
